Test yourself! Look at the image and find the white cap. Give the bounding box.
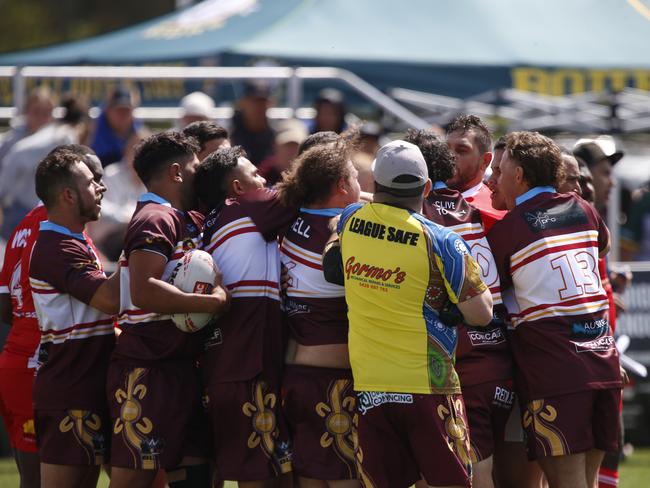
[372,140,428,195]
[180,91,215,119]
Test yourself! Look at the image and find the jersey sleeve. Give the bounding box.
[434,228,487,304]
[238,188,298,241]
[486,219,513,290]
[337,202,364,235]
[0,234,20,293]
[30,239,106,305]
[125,211,176,259]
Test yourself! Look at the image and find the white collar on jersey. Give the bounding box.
[515,186,556,207]
[461,181,483,199]
[40,221,86,240]
[138,192,172,207]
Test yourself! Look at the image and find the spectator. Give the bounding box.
[179,91,215,128]
[182,121,230,161]
[0,95,88,239]
[230,81,275,166]
[258,119,307,187]
[0,87,54,169]
[90,86,141,166]
[308,88,347,134]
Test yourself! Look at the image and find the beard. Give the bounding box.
[74,188,101,222]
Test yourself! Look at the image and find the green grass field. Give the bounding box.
[1,450,649,487]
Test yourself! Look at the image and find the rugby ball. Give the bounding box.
[168,249,219,333]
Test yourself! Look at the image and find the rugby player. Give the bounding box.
[276,141,361,488]
[107,132,230,488]
[325,140,493,488]
[406,129,513,488]
[446,115,506,231]
[181,121,230,161]
[196,146,295,487]
[0,145,105,488]
[28,148,119,488]
[488,132,621,488]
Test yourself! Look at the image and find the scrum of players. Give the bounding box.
[0,114,622,488]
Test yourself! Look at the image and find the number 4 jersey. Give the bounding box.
[487,191,621,400]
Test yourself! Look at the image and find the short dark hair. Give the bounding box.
[298,131,341,155]
[277,142,352,208]
[505,131,564,188]
[48,144,102,179]
[133,131,199,185]
[35,149,83,207]
[195,146,246,209]
[404,129,455,183]
[494,136,507,151]
[182,121,229,151]
[446,115,492,154]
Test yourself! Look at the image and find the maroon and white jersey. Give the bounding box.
[422,184,511,386]
[280,208,348,346]
[29,221,115,410]
[488,188,621,399]
[115,192,205,362]
[201,188,296,385]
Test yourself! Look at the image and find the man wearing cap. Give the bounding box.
[572,138,623,217]
[324,140,493,488]
[231,81,275,166]
[179,91,215,129]
[90,86,142,167]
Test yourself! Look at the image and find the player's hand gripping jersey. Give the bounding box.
[488,190,621,400]
[338,202,487,394]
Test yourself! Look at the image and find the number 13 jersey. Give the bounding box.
[487,191,621,400]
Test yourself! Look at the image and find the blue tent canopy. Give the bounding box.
[1,0,649,98]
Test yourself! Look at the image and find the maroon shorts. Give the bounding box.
[282,364,357,480]
[35,409,110,465]
[523,388,622,460]
[463,379,515,462]
[0,367,37,453]
[206,376,292,481]
[355,391,472,488]
[107,360,208,470]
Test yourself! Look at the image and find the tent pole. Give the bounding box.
[287,69,302,117]
[12,66,25,117]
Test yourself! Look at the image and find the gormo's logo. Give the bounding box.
[344,256,406,284]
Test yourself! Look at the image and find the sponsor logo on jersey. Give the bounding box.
[573,335,615,353]
[193,281,213,294]
[11,228,31,249]
[571,318,608,339]
[284,298,310,316]
[204,327,223,349]
[344,256,407,288]
[357,391,414,414]
[524,200,588,232]
[492,386,515,409]
[467,327,506,346]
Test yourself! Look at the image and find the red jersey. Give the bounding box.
[0,205,47,369]
[462,183,506,232]
[423,186,512,386]
[488,189,621,400]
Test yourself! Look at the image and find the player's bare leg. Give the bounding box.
[471,455,494,488]
[537,452,588,488]
[41,463,100,488]
[14,450,40,488]
[585,449,605,488]
[108,467,158,488]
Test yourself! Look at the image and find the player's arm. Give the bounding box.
[89,269,121,315]
[322,239,344,286]
[457,288,493,327]
[129,249,230,315]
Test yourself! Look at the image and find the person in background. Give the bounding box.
[230,81,275,166]
[258,119,308,187]
[0,87,55,169]
[178,91,216,129]
[90,86,141,167]
[182,121,230,162]
[0,95,89,240]
[308,88,347,134]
